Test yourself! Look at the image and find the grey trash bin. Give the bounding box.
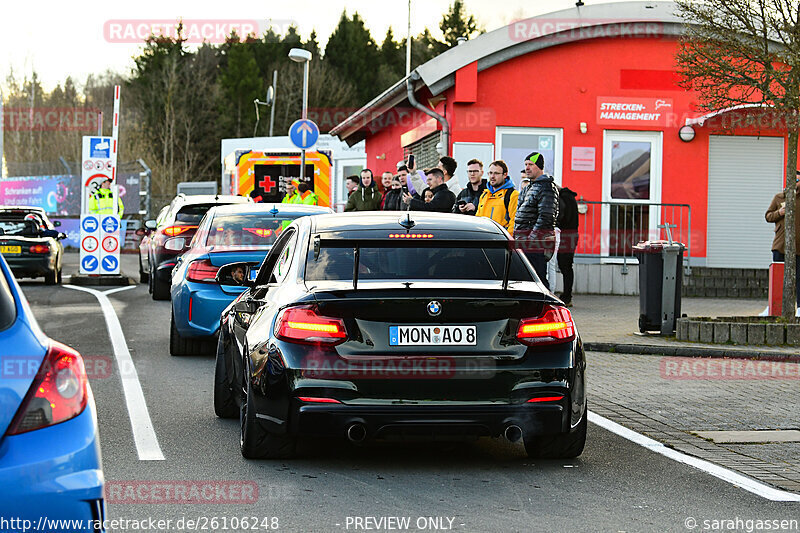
[633,240,685,334]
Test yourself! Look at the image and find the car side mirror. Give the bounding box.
[145,220,157,230]
[57,232,67,240]
[216,262,255,288]
[53,220,61,227]
[164,237,185,251]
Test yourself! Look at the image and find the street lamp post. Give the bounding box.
[289,48,312,184]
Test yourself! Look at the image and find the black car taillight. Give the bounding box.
[6,341,88,435]
[186,259,219,283]
[516,305,576,346]
[276,305,347,345]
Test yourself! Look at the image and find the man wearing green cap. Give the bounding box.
[514,151,559,289]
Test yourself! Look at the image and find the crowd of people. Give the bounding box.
[337,152,580,305]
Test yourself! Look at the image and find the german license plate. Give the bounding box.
[0,245,21,254]
[389,325,476,346]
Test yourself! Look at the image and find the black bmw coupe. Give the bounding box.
[214,212,586,459]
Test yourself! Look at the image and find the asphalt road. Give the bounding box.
[17,254,799,533]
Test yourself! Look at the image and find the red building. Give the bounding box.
[331,1,791,295]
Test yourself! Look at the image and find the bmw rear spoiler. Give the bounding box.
[313,236,514,291]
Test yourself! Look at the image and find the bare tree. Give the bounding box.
[676,0,800,319]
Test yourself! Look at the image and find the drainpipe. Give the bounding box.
[406,71,449,156]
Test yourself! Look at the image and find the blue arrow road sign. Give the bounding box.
[82,216,99,233]
[102,255,119,272]
[289,119,319,150]
[102,216,119,233]
[82,255,98,272]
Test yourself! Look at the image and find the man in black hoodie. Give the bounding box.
[556,186,579,306]
[513,152,559,289]
[402,168,456,213]
[453,158,487,215]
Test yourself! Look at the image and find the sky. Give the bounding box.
[0,0,630,91]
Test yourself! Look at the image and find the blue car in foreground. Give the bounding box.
[0,255,104,527]
[169,203,333,355]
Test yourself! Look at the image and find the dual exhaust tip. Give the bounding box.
[346,423,523,443]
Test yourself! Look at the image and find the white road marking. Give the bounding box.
[589,411,800,502]
[65,284,165,461]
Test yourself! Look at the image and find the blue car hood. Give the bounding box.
[0,259,48,439]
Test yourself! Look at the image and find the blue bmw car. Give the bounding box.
[0,256,104,527]
[169,203,333,356]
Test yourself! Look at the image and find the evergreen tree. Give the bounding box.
[324,11,380,105]
[439,0,483,47]
[218,42,263,137]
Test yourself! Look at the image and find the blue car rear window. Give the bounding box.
[205,214,294,247]
[0,268,17,331]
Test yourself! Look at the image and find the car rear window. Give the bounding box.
[205,214,295,247]
[175,204,222,224]
[305,246,534,282]
[0,266,17,331]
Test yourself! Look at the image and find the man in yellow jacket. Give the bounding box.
[282,179,301,204]
[476,160,518,233]
[296,182,319,205]
[88,178,124,216]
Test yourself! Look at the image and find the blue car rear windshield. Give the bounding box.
[305,246,533,282]
[205,214,295,247]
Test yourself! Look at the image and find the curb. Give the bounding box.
[584,342,800,361]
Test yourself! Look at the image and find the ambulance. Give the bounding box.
[221,135,366,211]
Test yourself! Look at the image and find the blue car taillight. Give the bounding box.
[6,341,88,435]
[186,259,219,283]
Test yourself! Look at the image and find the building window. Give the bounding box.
[601,131,662,259]
[610,141,652,200]
[495,127,563,188]
[404,132,440,170]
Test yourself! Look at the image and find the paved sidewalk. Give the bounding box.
[588,351,800,494]
[570,294,798,358]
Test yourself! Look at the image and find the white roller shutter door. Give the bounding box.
[706,135,784,268]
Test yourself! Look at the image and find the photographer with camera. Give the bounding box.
[402,168,455,213]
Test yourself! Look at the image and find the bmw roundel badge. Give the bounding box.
[427,300,441,316]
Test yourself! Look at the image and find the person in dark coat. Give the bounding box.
[402,168,456,213]
[453,158,487,215]
[556,186,579,306]
[345,169,382,212]
[382,176,405,211]
[513,152,559,289]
